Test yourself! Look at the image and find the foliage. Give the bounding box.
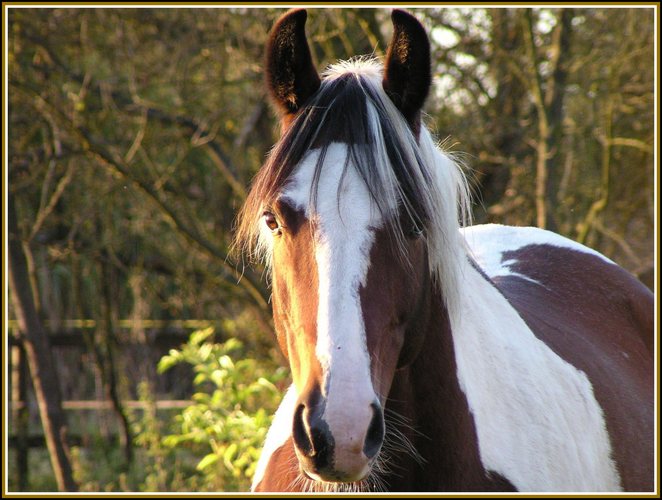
[62,381,202,492]
[157,328,288,491]
[61,329,288,492]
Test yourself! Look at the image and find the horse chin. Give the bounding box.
[300,461,372,485]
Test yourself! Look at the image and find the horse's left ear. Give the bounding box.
[265,9,321,122]
[383,9,431,135]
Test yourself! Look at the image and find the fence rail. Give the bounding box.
[7,319,226,330]
[10,399,192,411]
[8,329,195,348]
[7,322,216,490]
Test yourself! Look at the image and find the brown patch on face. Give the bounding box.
[360,226,430,402]
[270,199,323,392]
[496,244,654,491]
[359,227,513,491]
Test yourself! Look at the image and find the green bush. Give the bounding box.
[30,327,286,492]
[157,327,288,491]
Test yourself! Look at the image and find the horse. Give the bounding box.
[234,8,654,492]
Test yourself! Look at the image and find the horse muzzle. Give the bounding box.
[292,389,385,483]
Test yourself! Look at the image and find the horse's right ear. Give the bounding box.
[265,9,320,123]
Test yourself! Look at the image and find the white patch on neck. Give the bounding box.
[283,143,379,445]
[462,224,615,284]
[451,228,622,491]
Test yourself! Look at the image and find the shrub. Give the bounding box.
[157,327,288,491]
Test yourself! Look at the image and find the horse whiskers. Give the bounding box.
[287,453,390,493]
[289,471,385,493]
[383,427,425,465]
[383,405,420,433]
[383,408,426,464]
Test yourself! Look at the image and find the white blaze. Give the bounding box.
[284,143,381,473]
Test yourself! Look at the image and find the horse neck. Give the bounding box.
[384,278,491,491]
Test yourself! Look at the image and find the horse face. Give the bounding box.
[258,7,433,485]
[264,145,430,483]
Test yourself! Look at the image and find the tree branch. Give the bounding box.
[20,33,248,202]
[522,10,550,229]
[13,82,271,318]
[29,161,76,242]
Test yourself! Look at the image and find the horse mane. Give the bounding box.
[235,58,471,317]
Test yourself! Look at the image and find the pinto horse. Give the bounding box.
[235,9,654,492]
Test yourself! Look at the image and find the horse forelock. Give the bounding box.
[235,58,471,317]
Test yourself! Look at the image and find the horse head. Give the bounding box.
[236,8,449,484]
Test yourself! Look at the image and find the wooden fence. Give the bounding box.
[7,320,222,490]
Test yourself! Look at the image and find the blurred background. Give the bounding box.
[6,6,655,492]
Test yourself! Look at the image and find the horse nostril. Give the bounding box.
[293,401,333,467]
[293,404,314,457]
[363,402,385,459]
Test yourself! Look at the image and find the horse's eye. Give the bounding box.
[409,225,424,239]
[263,211,280,233]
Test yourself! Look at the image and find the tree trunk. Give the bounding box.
[477,9,527,221]
[524,8,574,231]
[98,250,134,465]
[543,8,574,232]
[8,197,78,492]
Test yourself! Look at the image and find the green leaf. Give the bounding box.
[196,452,219,471]
[210,369,226,387]
[193,372,208,386]
[157,350,182,373]
[218,355,234,370]
[255,377,277,391]
[222,337,243,352]
[190,327,215,346]
[223,442,239,471]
